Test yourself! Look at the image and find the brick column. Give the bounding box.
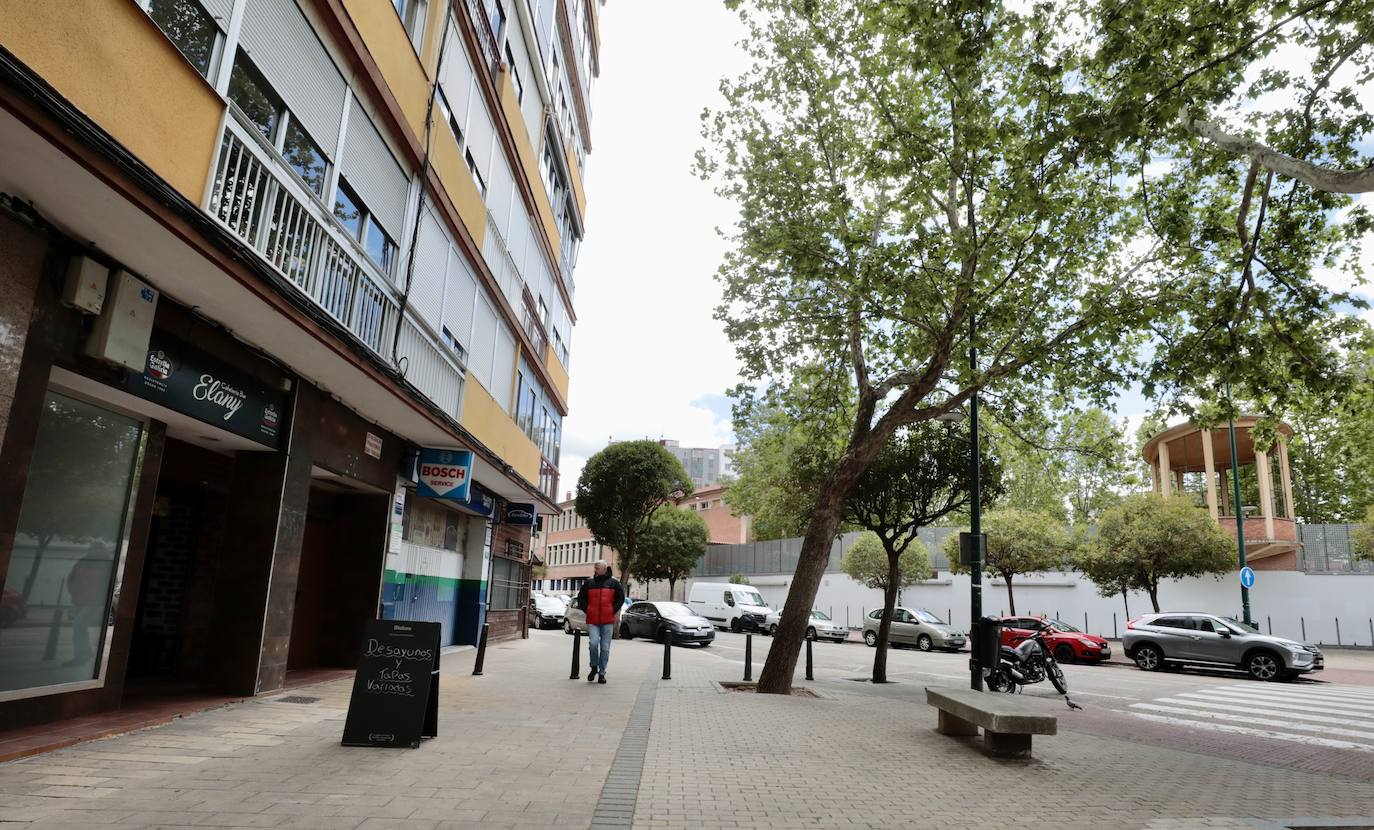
[209,381,317,696]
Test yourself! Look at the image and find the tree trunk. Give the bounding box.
[1146,581,1160,613]
[668,576,677,601]
[1004,573,1016,616]
[873,557,902,683]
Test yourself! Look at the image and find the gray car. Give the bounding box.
[1124,612,1324,681]
[862,607,966,651]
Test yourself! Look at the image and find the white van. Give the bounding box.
[688,582,773,633]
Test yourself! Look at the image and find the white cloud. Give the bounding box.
[558,4,750,495]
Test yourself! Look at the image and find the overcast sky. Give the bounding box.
[558,4,1374,497]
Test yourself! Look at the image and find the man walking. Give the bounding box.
[575,560,624,684]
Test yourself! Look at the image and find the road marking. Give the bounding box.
[1216,683,1374,701]
[1130,703,1374,742]
[1129,711,1374,753]
[1206,686,1374,711]
[1151,696,1374,730]
[1177,690,1374,720]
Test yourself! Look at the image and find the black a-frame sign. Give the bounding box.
[341,620,441,748]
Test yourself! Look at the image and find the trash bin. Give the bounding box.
[972,616,1002,675]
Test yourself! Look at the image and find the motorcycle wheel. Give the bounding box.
[1047,660,1068,695]
[986,673,1018,694]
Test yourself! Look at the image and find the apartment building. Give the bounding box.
[0,0,601,729]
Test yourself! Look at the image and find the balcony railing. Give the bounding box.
[396,314,465,417]
[209,120,400,358]
[462,0,502,77]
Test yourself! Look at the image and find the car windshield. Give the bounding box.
[536,598,562,611]
[736,591,766,606]
[657,602,695,618]
[1046,620,1080,633]
[914,610,945,624]
[1210,617,1249,635]
[810,610,831,621]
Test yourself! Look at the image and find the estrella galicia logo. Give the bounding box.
[146,350,172,381]
[262,404,279,429]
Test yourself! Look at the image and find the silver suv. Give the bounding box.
[1124,612,1324,681]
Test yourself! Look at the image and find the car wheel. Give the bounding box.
[564,620,573,635]
[620,624,633,640]
[1054,644,1075,664]
[730,618,742,633]
[1133,644,1164,671]
[1246,650,1283,682]
[863,630,878,647]
[917,634,933,652]
[806,627,817,641]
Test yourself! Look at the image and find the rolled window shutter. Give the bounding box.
[341,99,410,239]
[470,294,498,390]
[410,211,448,330]
[238,0,346,156]
[444,248,478,354]
[200,0,233,28]
[440,30,476,127]
[492,324,517,413]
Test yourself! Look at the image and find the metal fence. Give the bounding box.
[1298,524,1374,574]
[693,526,962,577]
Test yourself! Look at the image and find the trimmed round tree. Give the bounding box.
[575,441,693,586]
[945,509,1071,616]
[633,507,710,600]
[1095,493,1236,612]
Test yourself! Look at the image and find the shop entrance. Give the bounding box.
[286,472,390,672]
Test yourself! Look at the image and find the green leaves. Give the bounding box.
[574,441,694,578]
[841,531,930,591]
[633,508,711,586]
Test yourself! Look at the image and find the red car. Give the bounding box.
[997,615,1111,664]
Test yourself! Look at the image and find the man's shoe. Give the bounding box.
[587,670,597,682]
[598,673,607,684]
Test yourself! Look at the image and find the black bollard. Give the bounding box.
[662,635,672,680]
[805,636,813,681]
[472,622,489,676]
[569,629,581,680]
[744,633,753,682]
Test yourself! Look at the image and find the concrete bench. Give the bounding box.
[925,686,1058,758]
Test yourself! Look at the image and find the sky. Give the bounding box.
[558,3,1374,498]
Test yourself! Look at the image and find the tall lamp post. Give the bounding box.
[938,315,985,691]
[1224,381,1253,627]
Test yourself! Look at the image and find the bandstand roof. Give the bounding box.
[1140,416,1294,472]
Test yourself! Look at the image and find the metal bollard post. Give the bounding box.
[1113,613,1117,639]
[569,630,581,680]
[744,633,753,682]
[805,637,814,681]
[1267,616,1272,635]
[1084,612,1088,632]
[1301,617,1306,640]
[473,622,489,676]
[662,635,672,680]
[1337,618,1342,646]
[1369,618,1373,648]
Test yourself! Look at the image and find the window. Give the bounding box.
[1153,617,1189,629]
[228,52,329,196]
[393,0,425,46]
[334,180,399,276]
[483,0,507,43]
[440,325,469,366]
[504,43,524,104]
[465,149,488,197]
[145,0,220,79]
[282,120,328,196]
[437,87,464,147]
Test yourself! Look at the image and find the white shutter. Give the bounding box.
[342,100,410,239]
[466,97,496,186]
[488,158,515,240]
[470,294,498,390]
[443,248,478,354]
[200,0,233,27]
[508,207,531,275]
[491,323,517,413]
[238,0,346,156]
[410,211,448,330]
[439,29,475,128]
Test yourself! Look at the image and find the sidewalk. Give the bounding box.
[0,631,1371,829]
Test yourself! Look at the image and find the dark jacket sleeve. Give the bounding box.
[575,581,589,613]
[613,579,625,613]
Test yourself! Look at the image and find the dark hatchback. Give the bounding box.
[619,601,715,646]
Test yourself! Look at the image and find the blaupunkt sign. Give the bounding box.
[416,448,474,501]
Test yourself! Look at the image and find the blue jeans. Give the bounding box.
[587,623,614,674]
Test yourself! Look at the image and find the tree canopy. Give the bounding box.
[1351,506,1374,562]
[945,509,1071,616]
[575,441,693,584]
[1092,493,1237,612]
[842,532,929,593]
[632,507,710,596]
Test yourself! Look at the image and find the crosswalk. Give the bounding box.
[1129,682,1374,753]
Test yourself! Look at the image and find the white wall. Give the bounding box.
[686,570,1374,647]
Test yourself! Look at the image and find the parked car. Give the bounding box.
[563,605,587,635]
[1124,612,1324,681]
[688,582,772,632]
[0,587,25,628]
[862,607,966,651]
[764,608,847,642]
[619,601,714,646]
[998,616,1111,663]
[529,594,566,630]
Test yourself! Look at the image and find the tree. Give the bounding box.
[633,508,710,599]
[575,441,693,585]
[945,510,1070,616]
[843,423,1001,682]
[727,573,751,585]
[1073,539,1137,619]
[1095,493,1237,612]
[1286,334,1374,523]
[1062,409,1142,525]
[1351,506,1374,563]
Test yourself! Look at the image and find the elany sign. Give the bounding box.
[125,331,287,448]
[416,448,474,501]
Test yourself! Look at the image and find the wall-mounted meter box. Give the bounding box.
[84,270,158,371]
[61,255,109,315]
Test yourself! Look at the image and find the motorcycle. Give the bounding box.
[986,626,1074,702]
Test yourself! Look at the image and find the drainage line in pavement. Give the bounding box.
[590,670,658,828]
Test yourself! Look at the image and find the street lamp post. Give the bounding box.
[1224,381,1253,627]
[938,315,984,691]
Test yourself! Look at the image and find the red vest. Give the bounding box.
[585,584,618,625]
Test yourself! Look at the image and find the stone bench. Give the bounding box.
[925,686,1058,758]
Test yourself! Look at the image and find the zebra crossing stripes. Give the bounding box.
[1129,682,1374,753]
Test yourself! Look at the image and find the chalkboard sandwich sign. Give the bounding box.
[341,620,441,748]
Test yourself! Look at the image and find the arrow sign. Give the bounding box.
[1240,566,1256,589]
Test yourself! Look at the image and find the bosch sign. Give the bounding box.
[416,449,474,501]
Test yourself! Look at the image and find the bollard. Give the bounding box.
[1084,612,1088,633]
[947,609,952,628]
[1267,615,1272,635]
[1113,613,1117,639]
[805,637,814,681]
[472,622,489,676]
[662,635,672,680]
[846,608,850,628]
[1337,617,1342,646]
[744,633,753,682]
[1301,617,1307,640]
[569,629,581,680]
[1369,618,1373,649]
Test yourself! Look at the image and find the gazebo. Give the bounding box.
[1140,417,1300,569]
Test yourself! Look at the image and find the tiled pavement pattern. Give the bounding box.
[2,631,1374,829]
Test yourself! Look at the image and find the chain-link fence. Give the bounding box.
[1298,524,1374,574]
[692,526,963,577]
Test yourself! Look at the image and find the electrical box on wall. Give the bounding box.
[84,270,158,371]
[61,255,109,314]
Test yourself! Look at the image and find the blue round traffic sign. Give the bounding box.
[1240,566,1256,589]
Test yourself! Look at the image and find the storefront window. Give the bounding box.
[1,392,145,694]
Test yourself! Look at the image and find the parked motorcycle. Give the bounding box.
[986,626,1071,698]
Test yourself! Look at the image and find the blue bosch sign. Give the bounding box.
[504,503,536,526]
[416,449,473,501]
